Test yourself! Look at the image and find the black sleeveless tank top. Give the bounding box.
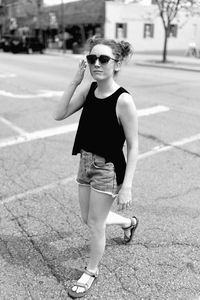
[72,81,129,185]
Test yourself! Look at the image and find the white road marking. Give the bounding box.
[139,133,200,159]
[0,90,63,99]
[0,123,78,148]
[0,116,28,135]
[39,90,63,97]
[0,73,16,78]
[1,103,198,205]
[138,105,169,116]
[0,176,76,205]
[0,105,169,149]
[1,132,199,206]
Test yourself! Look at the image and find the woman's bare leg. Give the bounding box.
[87,189,115,271]
[72,189,114,294]
[78,184,91,224]
[106,211,132,227]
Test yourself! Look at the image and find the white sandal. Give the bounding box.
[68,267,99,298]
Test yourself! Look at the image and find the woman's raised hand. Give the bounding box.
[73,59,87,86]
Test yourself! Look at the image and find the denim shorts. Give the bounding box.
[76,150,119,197]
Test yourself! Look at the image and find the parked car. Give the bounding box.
[10,37,45,54]
[0,35,13,52]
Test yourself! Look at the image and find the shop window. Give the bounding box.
[144,24,154,38]
[168,24,178,37]
[116,23,127,39]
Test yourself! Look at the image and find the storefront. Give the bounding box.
[1,0,105,51]
[43,0,105,51]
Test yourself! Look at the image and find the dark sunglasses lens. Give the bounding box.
[99,55,110,64]
[86,55,97,64]
[86,55,111,64]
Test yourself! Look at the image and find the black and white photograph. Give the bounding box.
[0,0,200,299]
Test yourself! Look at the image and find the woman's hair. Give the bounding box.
[87,37,133,62]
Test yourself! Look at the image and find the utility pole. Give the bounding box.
[61,0,66,53]
[37,0,43,41]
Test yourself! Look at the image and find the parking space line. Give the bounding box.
[1,132,200,206]
[139,133,200,159]
[0,123,78,148]
[0,105,169,149]
[137,105,169,117]
[0,90,63,98]
[0,176,75,205]
[0,73,16,78]
[0,116,28,135]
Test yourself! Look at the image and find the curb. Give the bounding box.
[134,61,200,73]
[45,49,200,72]
[45,50,84,60]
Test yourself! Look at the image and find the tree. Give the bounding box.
[154,0,200,62]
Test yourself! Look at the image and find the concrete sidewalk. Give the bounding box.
[46,48,200,72]
[133,53,200,72]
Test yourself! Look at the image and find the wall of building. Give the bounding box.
[105,1,200,52]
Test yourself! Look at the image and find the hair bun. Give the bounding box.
[119,41,133,59]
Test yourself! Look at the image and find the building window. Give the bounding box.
[116,23,127,39]
[151,0,157,4]
[144,24,154,38]
[168,24,178,37]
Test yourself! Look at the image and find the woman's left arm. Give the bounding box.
[116,92,138,210]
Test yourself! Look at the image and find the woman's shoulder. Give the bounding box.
[117,89,136,114]
[116,95,137,128]
[118,88,133,106]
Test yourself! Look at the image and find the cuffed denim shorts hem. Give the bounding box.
[76,180,118,198]
[76,150,119,198]
[91,186,118,198]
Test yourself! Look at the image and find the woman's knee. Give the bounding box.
[87,217,106,233]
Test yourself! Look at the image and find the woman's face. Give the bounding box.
[87,44,119,81]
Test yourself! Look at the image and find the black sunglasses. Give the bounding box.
[86,54,118,65]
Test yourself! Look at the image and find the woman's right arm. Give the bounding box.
[53,59,89,121]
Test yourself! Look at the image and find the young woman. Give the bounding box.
[54,38,139,299]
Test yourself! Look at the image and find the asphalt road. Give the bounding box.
[0,52,200,300]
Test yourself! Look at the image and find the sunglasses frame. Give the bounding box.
[86,54,118,65]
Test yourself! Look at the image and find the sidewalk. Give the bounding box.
[133,53,200,72]
[46,48,200,72]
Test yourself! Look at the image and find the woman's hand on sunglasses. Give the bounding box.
[73,59,87,86]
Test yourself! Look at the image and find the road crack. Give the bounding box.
[3,203,65,284]
[154,185,200,206]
